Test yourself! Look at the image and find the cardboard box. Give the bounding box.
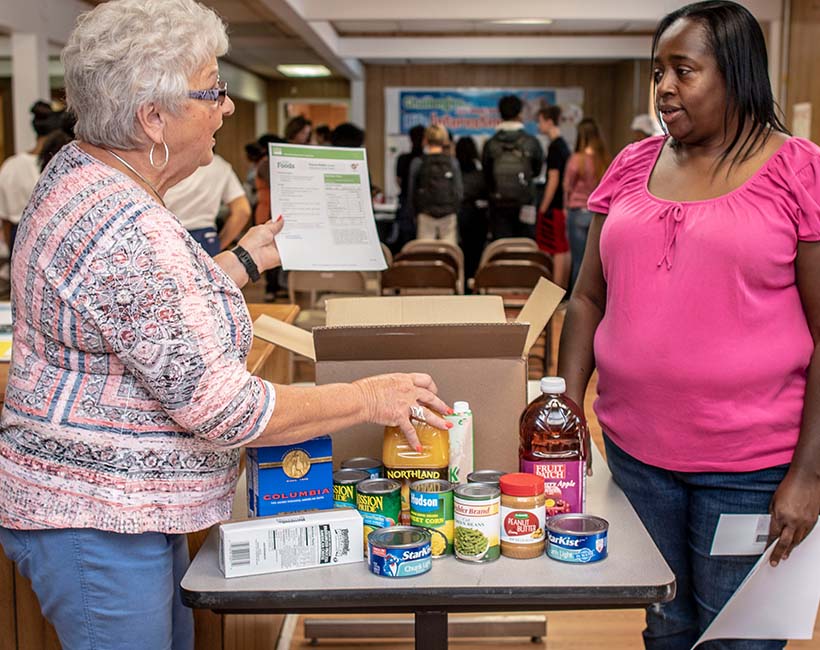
[247,436,333,517]
[219,509,363,578]
[253,278,563,474]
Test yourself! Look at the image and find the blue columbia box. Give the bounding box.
[247,436,334,517]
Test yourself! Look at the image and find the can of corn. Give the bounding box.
[409,479,454,558]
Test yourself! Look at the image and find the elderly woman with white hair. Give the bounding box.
[0,1,451,648]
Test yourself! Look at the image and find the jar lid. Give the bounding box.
[540,376,566,394]
[499,473,544,496]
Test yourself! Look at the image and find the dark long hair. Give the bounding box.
[455,136,480,174]
[651,0,788,168]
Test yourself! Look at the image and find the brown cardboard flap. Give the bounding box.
[516,277,565,354]
[325,295,506,326]
[313,323,528,361]
[253,315,316,361]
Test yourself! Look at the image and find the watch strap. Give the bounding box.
[231,245,261,282]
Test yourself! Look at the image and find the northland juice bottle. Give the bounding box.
[519,377,589,516]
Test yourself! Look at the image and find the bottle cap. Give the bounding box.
[540,377,566,394]
[453,400,470,413]
[499,473,544,497]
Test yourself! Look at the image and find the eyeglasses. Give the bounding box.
[187,79,228,107]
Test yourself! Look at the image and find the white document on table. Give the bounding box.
[693,521,820,648]
[268,143,387,271]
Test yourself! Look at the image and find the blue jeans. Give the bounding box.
[0,527,194,650]
[188,227,220,257]
[566,207,592,294]
[604,435,787,650]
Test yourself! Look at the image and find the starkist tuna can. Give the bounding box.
[368,526,432,578]
[546,514,608,563]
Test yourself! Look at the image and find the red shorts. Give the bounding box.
[536,208,569,254]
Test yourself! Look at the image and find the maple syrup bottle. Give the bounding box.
[519,377,588,517]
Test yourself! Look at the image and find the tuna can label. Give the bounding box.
[410,483,453,557]
[369,542,432,577]
[547,529,607,563]
[454,495,500,562]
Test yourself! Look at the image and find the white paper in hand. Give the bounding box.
[693,523,820,648]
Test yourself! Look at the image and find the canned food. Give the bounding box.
[333,469,369,509]
[410,479,454,558]
[546,514,608,563]
[454,483,500,563]
[356,478,402,550]
[368,526,432,578]
[341,457,384,479]
[466,470,505,486]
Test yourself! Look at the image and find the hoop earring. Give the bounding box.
[149,141,169,169]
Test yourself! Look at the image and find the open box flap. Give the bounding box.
[516,277,565,354]
[253,315,316,361]
[313,322,528,361]
[325,295,506,326]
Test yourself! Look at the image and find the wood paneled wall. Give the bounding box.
[266,78,351,136]
[215,95,257,181]
[363,62,649,190]
[786,0,820,144]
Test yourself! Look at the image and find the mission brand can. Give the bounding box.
[356,478,402,550]
[546,514,609,563]
[341,457,384,479]
[333,469,369,509]
[466,470,505,486]
[409,479,454,558]
[454,483,501,563]
[368,526,432,578]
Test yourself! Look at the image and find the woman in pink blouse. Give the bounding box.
[0,1,450,648]
[562,117,610,293]
[558,2,820,649]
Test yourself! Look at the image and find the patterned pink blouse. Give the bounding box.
[0,143,275,534]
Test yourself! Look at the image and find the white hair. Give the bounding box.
[62,0,229,149]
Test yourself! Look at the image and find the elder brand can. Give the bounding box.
[368,526,432,578]
[546,514,608,563]
[333,469,369,509]
[356,478,401,548]
[409,479,454,557]
[454,483,500,562]
[341,457,383,479]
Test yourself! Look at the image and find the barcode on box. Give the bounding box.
[230,542,251,567]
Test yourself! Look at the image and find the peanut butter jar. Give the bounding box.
[499,473,546,559]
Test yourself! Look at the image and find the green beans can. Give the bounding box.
[333,469,369,509]
[356,478,402,551]
[454,483,501,562]
[409,479,454,558]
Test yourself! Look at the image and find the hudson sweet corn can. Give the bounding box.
[409,479,454,557]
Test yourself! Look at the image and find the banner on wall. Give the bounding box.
[384,86,584,200]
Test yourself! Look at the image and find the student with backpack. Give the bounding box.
[407,125,463,244]
[481,95,544,241]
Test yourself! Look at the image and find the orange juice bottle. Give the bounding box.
[383,420,449,525]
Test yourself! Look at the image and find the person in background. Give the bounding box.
[455,136,488,281]
[394,124,426,251]
[164,152,252,255]
[482,94,543,241]
[0,2,454,649]
[0,101,57,255]
[330,122,365,148]
[562,117,610,294]
[407,124,463,245]
[558,2,820,649]
[243,141,265,209]
[536,105,570,289]
[631,113,662,142]
[284,115,312,145]
[314,124,332,146]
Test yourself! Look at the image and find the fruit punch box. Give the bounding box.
[247,435,333,517]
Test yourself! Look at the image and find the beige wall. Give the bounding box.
[786,0,820,144]
[363,62,651,191]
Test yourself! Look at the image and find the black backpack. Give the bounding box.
[414,154,459,218]
[491,132,534,206]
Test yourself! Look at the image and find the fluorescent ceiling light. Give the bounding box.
[490,18,554,25]
[276,64,331,78]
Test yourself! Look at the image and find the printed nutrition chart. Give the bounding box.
[268,143,387,271]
